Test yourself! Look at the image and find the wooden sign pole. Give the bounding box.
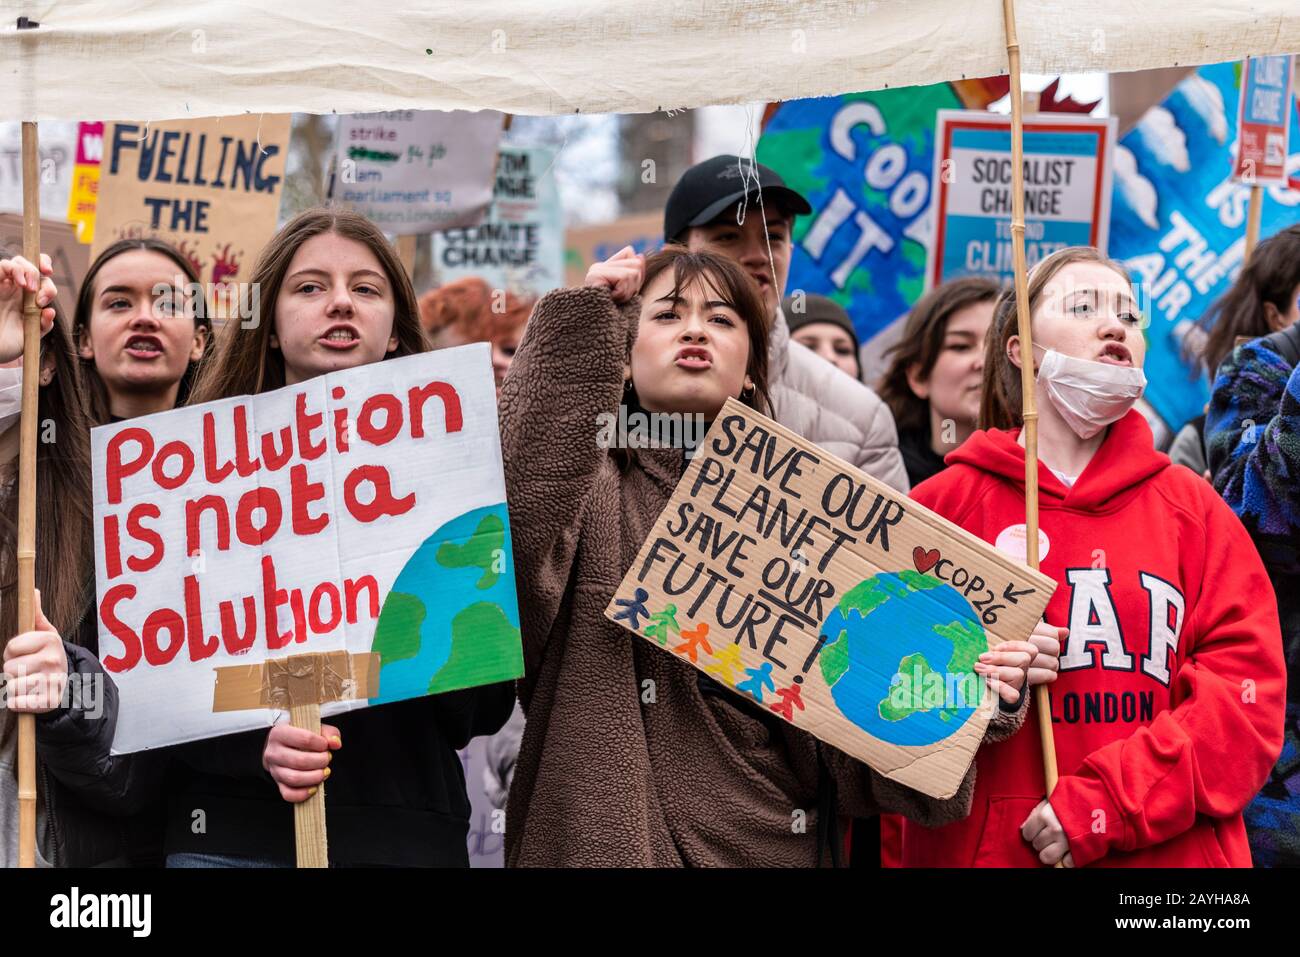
[1244,184,1263,264]
[1001,0,1062,807]
[290,700,329,868]
[15,118,41,870]
[211,649,380,868]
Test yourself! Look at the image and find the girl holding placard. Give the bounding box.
[165,207,515,867]
[0,252,127,866]
[895,246,1286,867]
[498,244,1043,866]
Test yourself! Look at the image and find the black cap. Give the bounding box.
[782,293,859,349]
[664,155,812,244]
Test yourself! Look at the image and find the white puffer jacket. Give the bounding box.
[767,306,909,493]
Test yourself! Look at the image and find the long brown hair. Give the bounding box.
[636,245,771,415]
[189,207,429,402]
[980,247,1133,431]
[0,304,95,671]
[877,277,1000,433]
[74,238,212,425]
[1193,224,1300,376]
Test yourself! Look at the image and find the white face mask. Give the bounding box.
[0,366,21,436]
[1035,347,1146,440]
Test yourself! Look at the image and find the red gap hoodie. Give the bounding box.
[894,410,1285,867]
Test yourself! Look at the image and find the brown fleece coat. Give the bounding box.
[500,285,1027,867]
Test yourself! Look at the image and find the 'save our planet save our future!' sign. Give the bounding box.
[606,399,1055,799]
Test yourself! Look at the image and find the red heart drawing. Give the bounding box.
[913,546,941,574]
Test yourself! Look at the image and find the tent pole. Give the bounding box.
[1001,0,1062,827]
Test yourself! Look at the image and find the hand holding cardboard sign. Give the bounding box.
[973,640,1035,704]
[0,253,55,364]
[1026,622,1066,687]
[584,245,645,304]
[2,589,68,714]
[263,722,343,803]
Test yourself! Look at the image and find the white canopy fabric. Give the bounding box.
[2,0,1299,122]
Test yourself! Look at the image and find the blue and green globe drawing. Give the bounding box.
[819,570,986,746]
[368,503,522,704]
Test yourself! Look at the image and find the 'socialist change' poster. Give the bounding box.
[928,110,1117,287]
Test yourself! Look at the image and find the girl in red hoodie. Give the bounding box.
[897,246,1286,867]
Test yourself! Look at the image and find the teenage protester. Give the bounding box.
[1171,225,1300,475]
[418,276,532,396]
[170,208,514,867]
[878,277,1000,488]
[0,253,124,866]
[1204,226,1300,868]
[499,243,1039,866]
[74,238,213,424]
[782,293,860,380]
[896,246,1285,867]
[666,156,909,492]
[57,238,219,866]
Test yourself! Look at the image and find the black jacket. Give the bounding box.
[897,425,948,489]
[36,606,171,867]
[162,681,516,866]
[35,642,135,867]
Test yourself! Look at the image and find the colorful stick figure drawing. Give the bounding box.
[736,662,775,703]
[673,622,712,663]
[769,679,806,720]
[612,588,650,630]
[704,643,742,686]
[643,604,680,645]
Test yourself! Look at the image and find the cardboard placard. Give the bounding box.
[0,120,78,217]
[928,110,1117,287]
[92,114,291,288]
[431,146,563,296]
[67,121,104,244]
[1232,55,1295,185]
[563,212,662,287]
[604,399,1055,799]
[0,214,90,307]
[333,110,502,235]
[93,345,523,753]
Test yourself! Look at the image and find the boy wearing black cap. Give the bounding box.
[665,155,908,491]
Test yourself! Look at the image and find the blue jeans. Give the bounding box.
[166,852,289,868]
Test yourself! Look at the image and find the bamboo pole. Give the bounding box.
[16,121,41,868]
[291,702,329,868]
[1244,185,1263,264]
[1001,0,1062,814]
